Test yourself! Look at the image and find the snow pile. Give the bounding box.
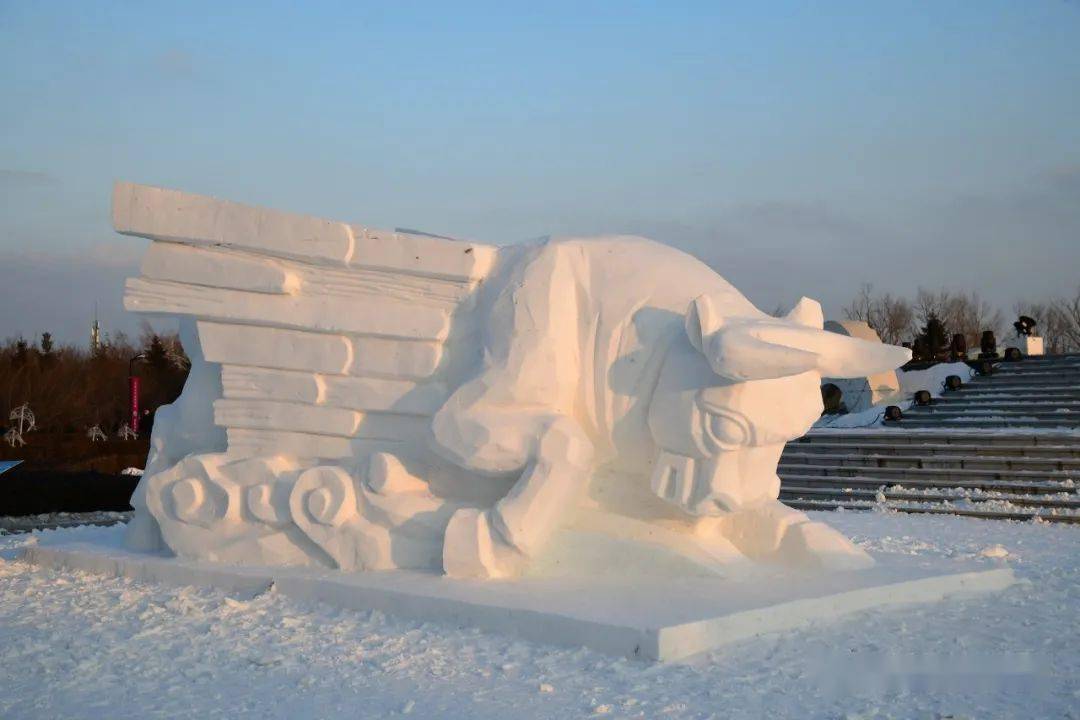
[815,362,975,429]
[1,512,1076,719]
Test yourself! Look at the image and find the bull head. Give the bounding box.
[647,295,910,516]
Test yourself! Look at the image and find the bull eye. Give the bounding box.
[705,410,749,450]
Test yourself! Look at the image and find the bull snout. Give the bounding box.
[650,445,784,515]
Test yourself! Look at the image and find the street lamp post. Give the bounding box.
[129,353,146,435]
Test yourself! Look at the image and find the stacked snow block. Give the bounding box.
[117,181,496,466]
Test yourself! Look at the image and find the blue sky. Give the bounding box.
[1,1,1078,343]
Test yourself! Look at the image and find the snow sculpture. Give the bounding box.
[117,182,910,579]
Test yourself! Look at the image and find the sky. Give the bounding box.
[1,1,1078,345]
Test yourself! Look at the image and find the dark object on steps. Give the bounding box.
[820,383,847,415]
[949,333,967,361]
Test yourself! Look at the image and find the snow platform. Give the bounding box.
[20,525,1016,662]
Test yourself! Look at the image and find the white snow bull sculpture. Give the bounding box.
[118,183,909,579]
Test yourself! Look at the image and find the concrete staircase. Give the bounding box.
[895,353,1080,430]
[779,353,1080,522]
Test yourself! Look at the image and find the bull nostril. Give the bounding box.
[658,467,676,499]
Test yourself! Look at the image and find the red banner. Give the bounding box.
[129,376,141,435]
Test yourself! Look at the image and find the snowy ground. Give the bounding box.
[1,513,1077,719]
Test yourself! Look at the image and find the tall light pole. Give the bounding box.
[129,353,146,435]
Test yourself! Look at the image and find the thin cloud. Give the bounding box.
[0,247,142,345]
[0,169,59,189]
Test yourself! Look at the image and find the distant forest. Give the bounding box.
[842,285,1080,356]
[1,324,189,438]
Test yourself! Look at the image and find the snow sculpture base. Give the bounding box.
[22,525,1015,662]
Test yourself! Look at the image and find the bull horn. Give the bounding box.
[707,321,911,382]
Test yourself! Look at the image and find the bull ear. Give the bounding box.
[785,297,824,329]
[685,295,722,353]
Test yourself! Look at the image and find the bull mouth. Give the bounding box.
[649,446,783,516]
[650,450,737,515]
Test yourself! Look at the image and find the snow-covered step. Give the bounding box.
[777,472,1075,496]
[943,390,1080,400]
[797,433,1080,450]
[918,405,1080,416]
[960,378,1080,388]
[895,418,1079,429]
[920,408,1080,418]
[984,356,1080,366]
[900,414,1080,428]
[991,362,1080,372]
[777,462,1076,484]
[990,371,1080,380]
[789,443,1080,460]
[931,394,1080,405]
[780,451,1080,472]
[779,486,1080,510]
[907,408,1079,419]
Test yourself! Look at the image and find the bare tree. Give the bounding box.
[1062,287,1080,352]
[844,284,875,326]
[843,283,915,345]
[874,294,915,346]
[915,288,1003,351]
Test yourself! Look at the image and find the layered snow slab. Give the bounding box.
[22,526,1014,662]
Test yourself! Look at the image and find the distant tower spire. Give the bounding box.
[90,303,101,353]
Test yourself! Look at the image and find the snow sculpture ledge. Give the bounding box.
[118,182,910,580]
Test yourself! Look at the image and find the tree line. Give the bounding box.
[1,324,190,437]
[843,284,1080,356]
